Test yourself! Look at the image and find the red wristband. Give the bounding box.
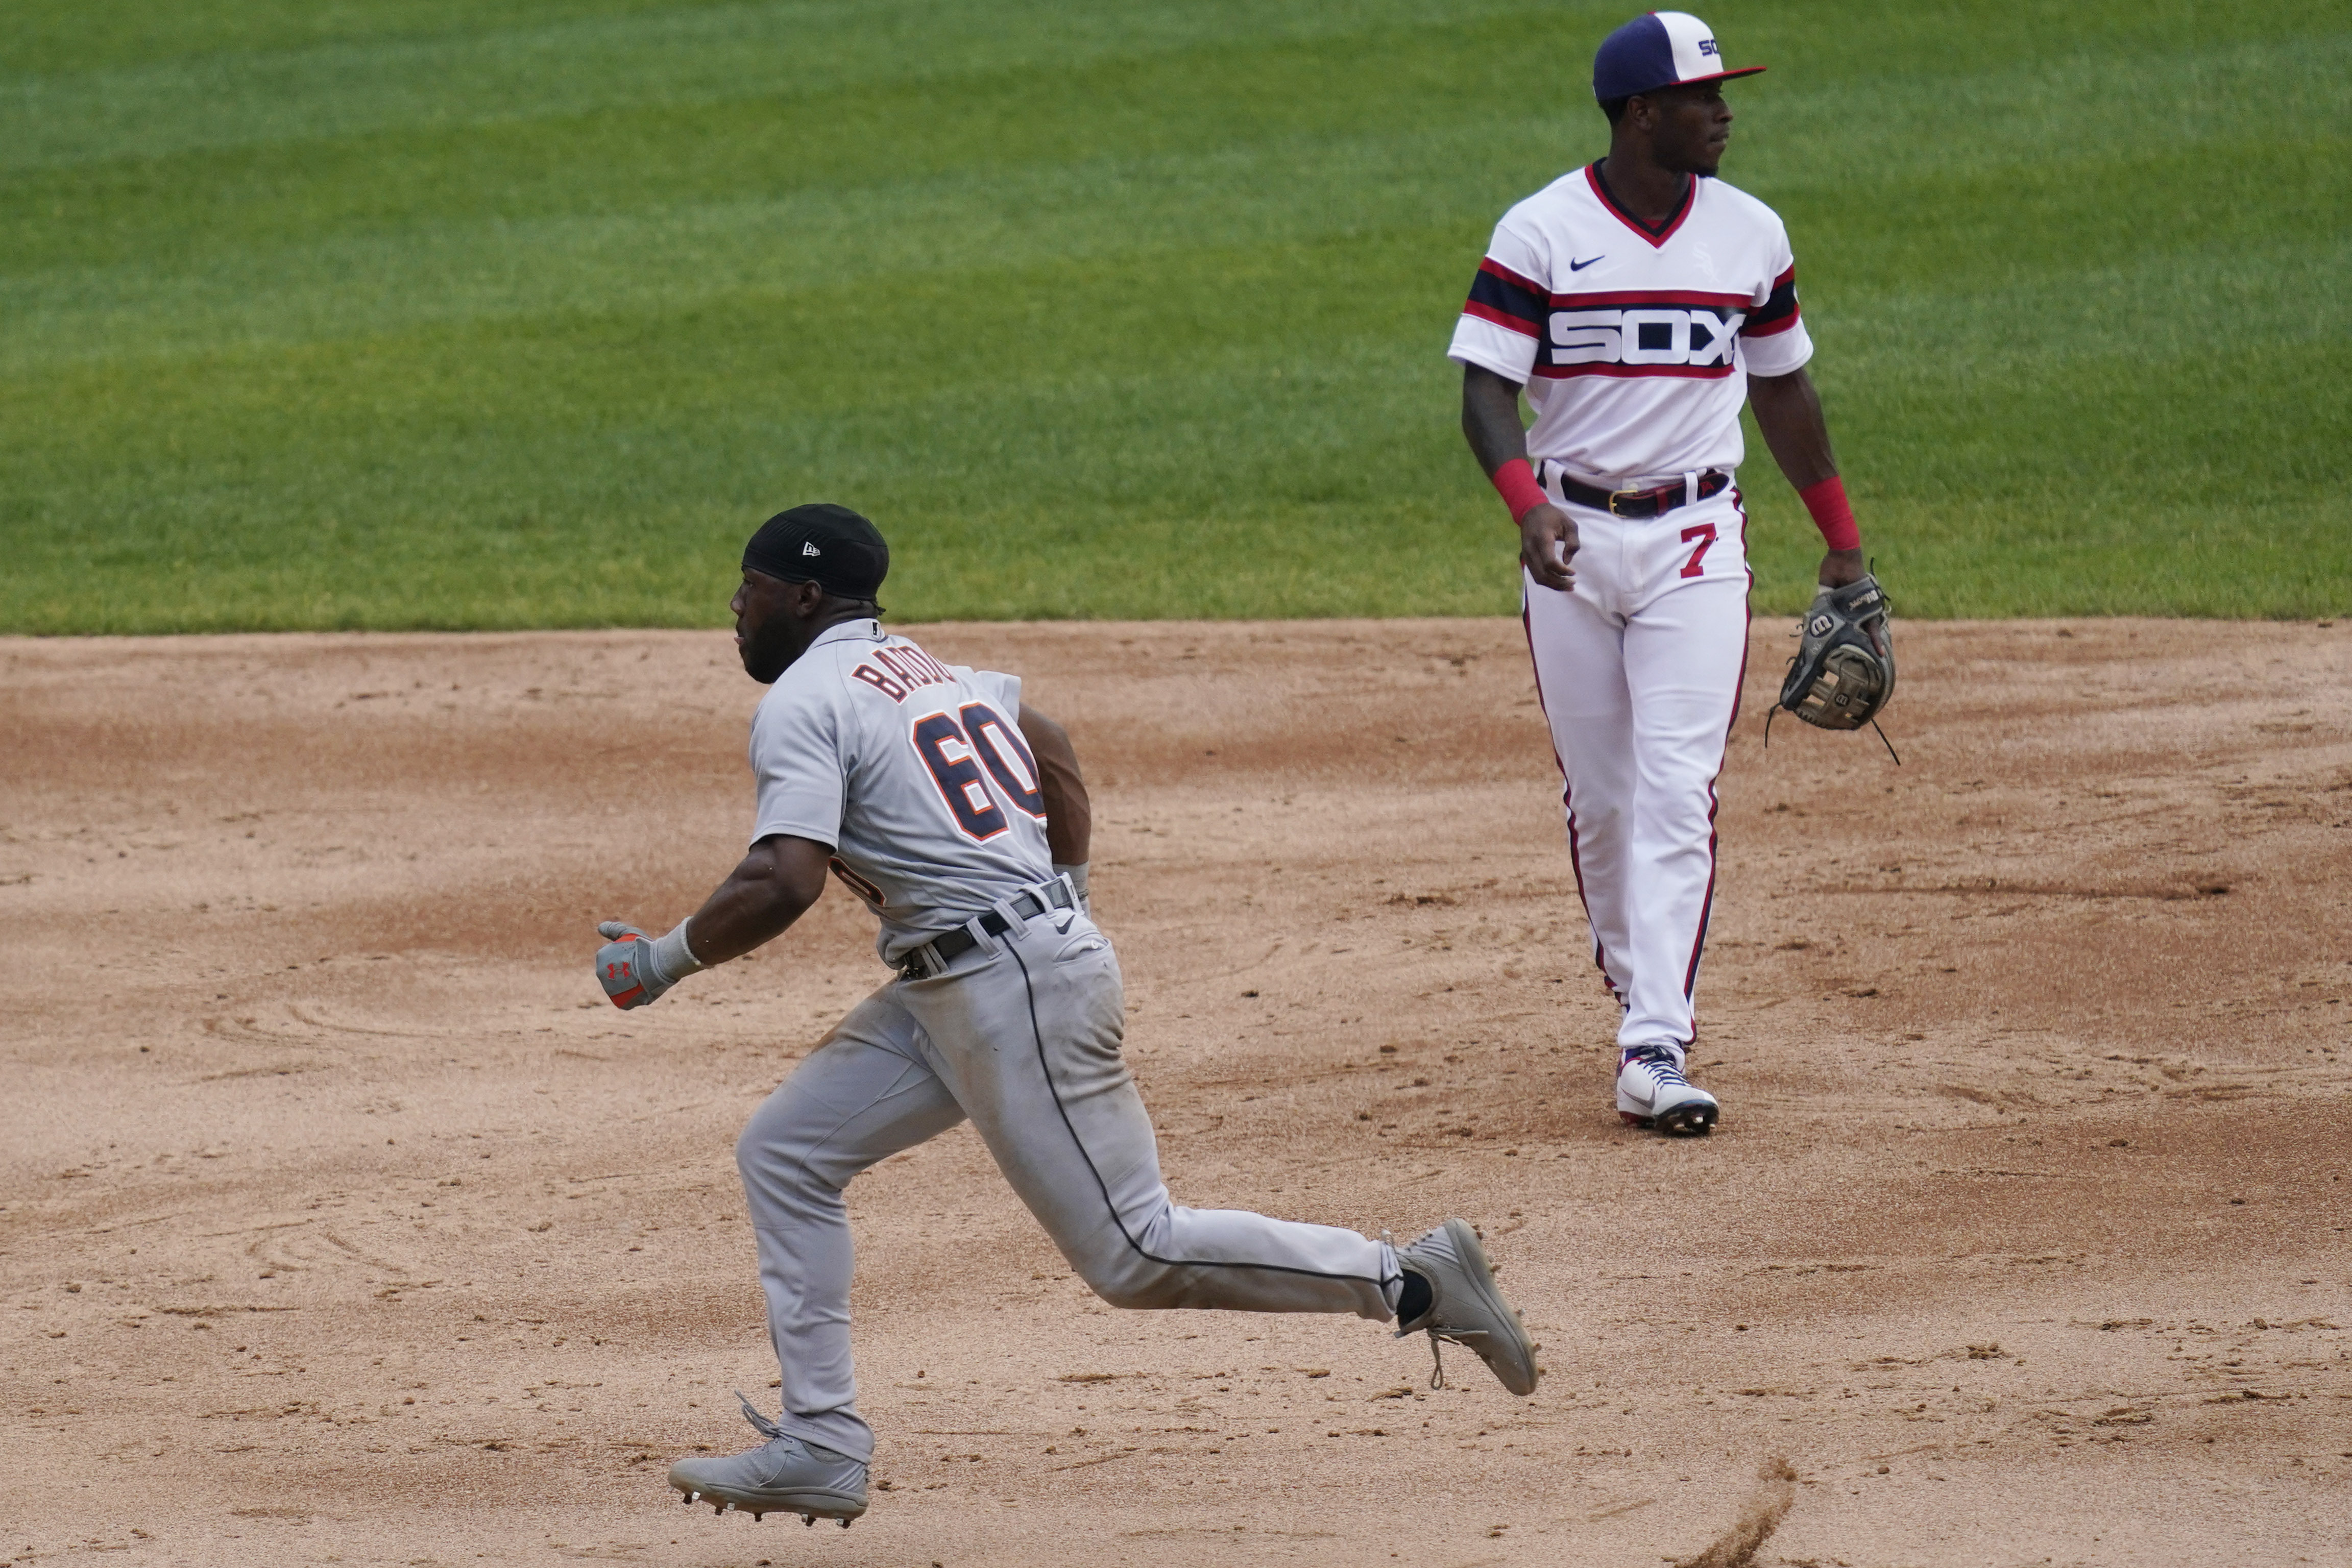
[1492,458,1549,524]
[1799,475,1861,552]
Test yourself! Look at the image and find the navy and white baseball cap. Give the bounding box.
[1592,11,1765,102]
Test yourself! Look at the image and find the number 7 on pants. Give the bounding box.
[1678,521,1717,579]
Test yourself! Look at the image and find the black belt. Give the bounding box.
[1551,466,1731,519]
[898,877,1080,979]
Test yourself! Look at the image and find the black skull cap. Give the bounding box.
[742,503,889,602]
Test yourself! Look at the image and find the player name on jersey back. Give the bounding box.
[845,640,957,703]
[1449,164,1814,482]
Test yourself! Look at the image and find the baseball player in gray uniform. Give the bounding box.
[592,504,1537,1528]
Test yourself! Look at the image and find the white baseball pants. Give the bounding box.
[734,903,1400,1463]
[1522,478,1752,1057]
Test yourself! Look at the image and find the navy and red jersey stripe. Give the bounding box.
[1464,258,1546,338]
[1742,265,1800,336]
[1550,287,1752,311]
[1468,279,1756,328]
[1533,361,1737,382]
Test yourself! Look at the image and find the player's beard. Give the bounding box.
[737,620,796,684]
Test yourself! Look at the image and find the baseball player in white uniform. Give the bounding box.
[1450,14,1868,1137]
[590,504,1538,1527]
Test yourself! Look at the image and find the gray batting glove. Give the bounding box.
[594,919,703,1009]
[595,922,667,1009]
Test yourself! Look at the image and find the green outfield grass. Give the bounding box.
[2,0,2344,631]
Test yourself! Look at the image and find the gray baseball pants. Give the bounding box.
[734,905,1400,1463]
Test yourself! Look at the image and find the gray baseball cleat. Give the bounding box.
[667,1393,867,1527]
[1394,1217,1540,1396]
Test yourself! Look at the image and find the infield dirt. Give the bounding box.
[5,619,2347,1567]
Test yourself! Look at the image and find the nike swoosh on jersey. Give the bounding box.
[1569,255,1605,271]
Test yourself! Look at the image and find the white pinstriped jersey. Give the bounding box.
[748,619,1052,961]
[1447,164,1812,483]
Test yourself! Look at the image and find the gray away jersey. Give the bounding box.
[747,619,1053,961]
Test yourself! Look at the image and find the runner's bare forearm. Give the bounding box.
[684,834,831,965]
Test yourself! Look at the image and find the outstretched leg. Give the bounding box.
[896,915,1399,1319]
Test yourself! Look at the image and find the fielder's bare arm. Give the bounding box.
[590,504,1537,1528]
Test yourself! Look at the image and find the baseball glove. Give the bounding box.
[1777,573,1895,731]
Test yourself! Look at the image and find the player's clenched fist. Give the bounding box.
[594,922,666,1009]
[594,919,702,1009]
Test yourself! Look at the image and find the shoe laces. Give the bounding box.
[1405,1314,1499,1391]
[734,1390,785,1441]
[1621,1043,1688,1085]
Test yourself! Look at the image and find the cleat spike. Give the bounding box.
[751,1512,763,1523]
[838,1516,852,1529]
[712,1502,724,1515]
[803,1513,815,1527]
[685,1491,699,1504]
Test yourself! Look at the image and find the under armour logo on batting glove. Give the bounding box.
[594,921,672,1009]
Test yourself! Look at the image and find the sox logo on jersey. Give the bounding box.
[1469,243,1799,392]
[1545,295,1743,374]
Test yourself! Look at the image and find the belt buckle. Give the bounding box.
[1607,486,1644,518]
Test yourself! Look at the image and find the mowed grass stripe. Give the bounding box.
[6,37,2338,371]
[0,0,2343,630]
[7,236,2343,627]
[0,0,1574,170]
[14,0,2322,152]
[1,15,1559,274]
[10,28,2338,317]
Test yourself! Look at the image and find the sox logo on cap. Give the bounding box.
[1591,11,1766,102]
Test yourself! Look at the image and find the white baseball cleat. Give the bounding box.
[1616,1043,1718,1136]
[667,1394,867,1526]
[1394,1218,1540,1396]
